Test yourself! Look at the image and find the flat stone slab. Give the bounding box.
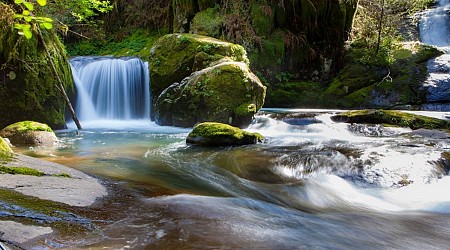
[0,220,52,244]
[0,154,107,207]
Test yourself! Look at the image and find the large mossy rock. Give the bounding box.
[331,110,450,130]
[0,121,58,146]
[0,9,73,130]
[322,43,443,108]
[186,122,264,147]
[149,33,248,102]
[155,60,266,127]
[150,33,266,127]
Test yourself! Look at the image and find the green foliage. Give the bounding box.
[66,29,162,58]
[11,0,53,39]
[190,7,223,38]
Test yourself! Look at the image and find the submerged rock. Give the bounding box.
[150,33,266,127]
[0,121,58,146]
[331,109,450,130]
[186,122,264,147]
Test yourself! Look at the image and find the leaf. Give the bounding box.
[22,10,30,16]
[23,29,32,39]
[42,22,52,29]
[23,1,34,11]
[24,16,33,22]
[7,71,16,80]
[14,0,23,3]
[36,0,46,6]
[13,14,24,19]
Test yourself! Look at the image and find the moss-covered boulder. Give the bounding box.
[0,6,73,129]
[0,121,58,146]
[149,33,248,102]
[322,42,443,108]
[186,122,264,146]
[331,110,450,130]
[150,33,265,127]
[155,60,266,127]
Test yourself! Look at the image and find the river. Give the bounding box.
[13,109,450,249]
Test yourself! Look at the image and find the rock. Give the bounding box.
[150,33,266,127]
[0,154,107,207]
[331,109,450,130]
[0,221,53,244]
[155,60,266,127]
[0,121,58,146]
[149,33,248,104]
[186,122,264,147]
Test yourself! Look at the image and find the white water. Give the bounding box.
[420,0,450,107]
[69,56,150,123]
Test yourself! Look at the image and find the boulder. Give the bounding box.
[150,33,266,127]
[186,122,264,147]
[0,121,58,146]
[149,33,248,103]
[331,110,450,130]
[155,60,266,127]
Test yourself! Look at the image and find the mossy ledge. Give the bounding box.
[186,122,264,147]
[331,110,450,130]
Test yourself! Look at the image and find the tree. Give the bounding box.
[1,0,113,130]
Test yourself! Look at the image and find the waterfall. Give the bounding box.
[69,56,150,122]
[419,0,450,109]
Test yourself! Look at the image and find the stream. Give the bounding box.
[14,109,450,249]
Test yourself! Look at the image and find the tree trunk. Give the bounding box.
[375,0,385,54]
[37,27,82,130]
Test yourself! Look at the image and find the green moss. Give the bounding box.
[67,29,162,58]
[0,137,13,154]
[0,12,72,129]
[331,109,450,130]
[52,172,72,178]
[249,30,285,71]
[190,7,223,38]
[267,81,324,108]
[2,121,53,133]
[0,165,45,176]
[186,122,264,146]
[250,1,274,37]
[150,33,249,99]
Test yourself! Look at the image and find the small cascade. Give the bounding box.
[419,0,450,110]
[69,56,150,121]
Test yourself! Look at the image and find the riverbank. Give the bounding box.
[0,153,108,248]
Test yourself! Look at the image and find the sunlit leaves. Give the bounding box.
[36,0,46,6]
[12,0,52,39]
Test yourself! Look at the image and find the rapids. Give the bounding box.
[15,109,450,249]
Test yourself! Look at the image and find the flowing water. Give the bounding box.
[420,0,450,109]
[16,108,450,249]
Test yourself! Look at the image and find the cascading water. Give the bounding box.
[420,0,450,109]
[69,56,150,123]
